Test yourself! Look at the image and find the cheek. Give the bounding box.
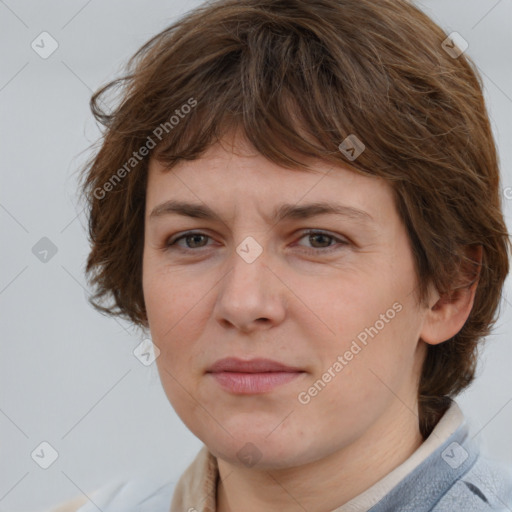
[301,261,422,391]
[301,273,396,351]
[142,264,224,393]
[143,254,196,325]
[143,268,208,420]
[142,263,200,360]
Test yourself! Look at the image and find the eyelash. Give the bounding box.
[164,229,349,255]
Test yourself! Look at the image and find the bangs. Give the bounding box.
[152,94,350,175]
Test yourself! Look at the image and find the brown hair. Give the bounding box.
[80,0,510,438]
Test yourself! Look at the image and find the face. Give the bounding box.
[142,131,430,470]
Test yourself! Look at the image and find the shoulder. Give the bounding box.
[433,454,512,511]
[46,495,89,512]
[45,473,176,512]
[44,479,125,512]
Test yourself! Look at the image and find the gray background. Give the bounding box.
[1,1,511,510]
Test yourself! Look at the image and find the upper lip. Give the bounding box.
[207,357,304,373]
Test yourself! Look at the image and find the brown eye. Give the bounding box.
[296,230,349,253]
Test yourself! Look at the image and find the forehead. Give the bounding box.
[146,134,394,227]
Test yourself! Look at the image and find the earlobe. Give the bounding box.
[420,245,482,346]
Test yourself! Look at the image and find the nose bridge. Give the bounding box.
[214,234,284,330]
[225,235,270,305]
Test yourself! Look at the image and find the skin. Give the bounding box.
[142,130,480,512]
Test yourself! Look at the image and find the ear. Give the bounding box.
[420,245,482,345]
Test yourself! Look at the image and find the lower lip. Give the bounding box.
[209,371,304,394]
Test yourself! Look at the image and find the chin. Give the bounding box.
[200,426,325,471]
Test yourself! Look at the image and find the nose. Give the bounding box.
[213,240,286,334]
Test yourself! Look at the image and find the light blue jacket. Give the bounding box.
[65,410,512,511]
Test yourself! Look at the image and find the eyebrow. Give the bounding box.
[149,200,374,224]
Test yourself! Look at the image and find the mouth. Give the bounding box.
[206,357,306,394]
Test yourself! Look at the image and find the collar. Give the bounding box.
[169,400,468,512]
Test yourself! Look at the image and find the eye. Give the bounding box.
[295,230,349,254]
[165,231,213,251]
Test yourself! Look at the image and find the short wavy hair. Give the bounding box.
[79,0,510,438]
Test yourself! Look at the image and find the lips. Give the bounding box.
[206,357,305,394]
[207,357,303,374]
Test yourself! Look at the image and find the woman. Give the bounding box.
[51,0,512,509]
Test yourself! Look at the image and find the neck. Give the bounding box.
[216,400,424,512]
